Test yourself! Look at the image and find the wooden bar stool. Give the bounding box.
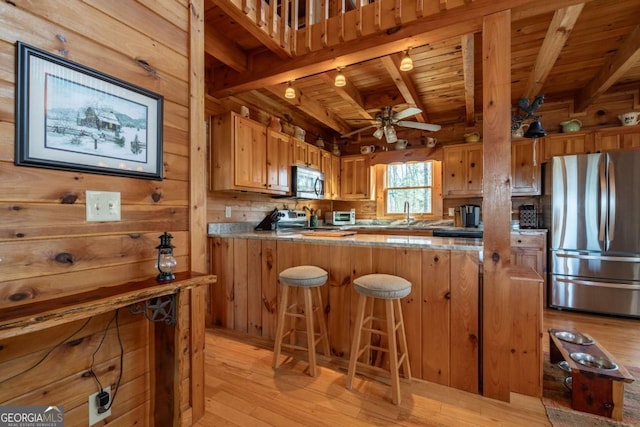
[346,273,412,404]
[273,265,330,377]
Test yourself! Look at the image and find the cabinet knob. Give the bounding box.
[517,239,522,243]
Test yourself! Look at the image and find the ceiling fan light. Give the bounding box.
[384,125,398,143]
[284,82,296,99]
[334,70,346,87]
[400,52,413,72]
[373,127,384,139]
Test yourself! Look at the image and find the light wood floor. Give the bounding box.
[199,309,640,427]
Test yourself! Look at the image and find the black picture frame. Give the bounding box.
[15,42,164,180]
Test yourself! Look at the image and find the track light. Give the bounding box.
[373,127,384,139]
[384,125,398,143]
[400,50,413,72]
[284,81,296,99]
[334,69,346,87]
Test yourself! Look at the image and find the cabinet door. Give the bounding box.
[466,145,483,195]
[340,155,370,199]
[511,139,540,195]
[235,116,267,189]
[320,151,333,199]
[443,146,467,196]
[306,145,322,170]
[292,138,308,166]
[595,127,640,152]
[541,132,593,162]
[330,154,341,199]
[266,130,292,193]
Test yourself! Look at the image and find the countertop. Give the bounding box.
[208,228,483,252]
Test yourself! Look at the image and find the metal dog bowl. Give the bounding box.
[564,376,573,391]
[570,352,618,370]
[557,360,571,373]
[554,330,595,345]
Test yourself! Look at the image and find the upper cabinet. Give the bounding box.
[594,126,640,152]
[511,139,540,196]
[321,151,340,200]
[211,112,289,195]
[340,154,372,200]
[443,140,540,198]
[443,143,483,198]
[540,132,594,162]
[292,138,322,170]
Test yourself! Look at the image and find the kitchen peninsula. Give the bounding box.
[209,227,483,392]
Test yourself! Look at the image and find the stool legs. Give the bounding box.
[347,294,411,405]
[273,284,329,377]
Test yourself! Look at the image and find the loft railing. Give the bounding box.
[226,0,454,57]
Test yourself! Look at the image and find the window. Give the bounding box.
[385,161,434,215]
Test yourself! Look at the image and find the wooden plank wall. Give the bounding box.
[0,0,194,424]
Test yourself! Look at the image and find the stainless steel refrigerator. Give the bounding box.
[542,151,640,318]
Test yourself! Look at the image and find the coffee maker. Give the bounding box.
[459,205,481,228]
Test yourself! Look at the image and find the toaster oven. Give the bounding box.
[326,210,356,225]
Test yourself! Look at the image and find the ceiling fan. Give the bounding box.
[341,106,441,142]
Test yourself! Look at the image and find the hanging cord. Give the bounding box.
[0,317,92,385]
[88,309,124,412]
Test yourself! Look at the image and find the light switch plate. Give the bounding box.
[86,191,121,222]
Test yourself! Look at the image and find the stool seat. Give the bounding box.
[353,274,411,299]
[279,266,328,287]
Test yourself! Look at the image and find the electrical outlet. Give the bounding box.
[225,206,231,218]
[88,386,111,425]
[86,191,121,222]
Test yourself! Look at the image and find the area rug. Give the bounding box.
[543,353,640,426]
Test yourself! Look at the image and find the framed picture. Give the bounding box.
[15,42,163,180]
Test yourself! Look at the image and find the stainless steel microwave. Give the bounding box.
[291,166,324,199]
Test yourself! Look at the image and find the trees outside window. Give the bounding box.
[385,161,433,215]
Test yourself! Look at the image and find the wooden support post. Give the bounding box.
[481,9,512,402]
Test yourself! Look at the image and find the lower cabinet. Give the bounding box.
[210,237,480,394]
[511,231,547,305]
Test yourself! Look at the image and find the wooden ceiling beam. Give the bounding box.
[461,33,475,126]
[204,21,248,72]
[211,0,292,59]
[380,55,429,123]
[575,24,640,112]
[522,4,584,100]
[317,72,373,120]
[264,85,351,133]
[209,0,593,97]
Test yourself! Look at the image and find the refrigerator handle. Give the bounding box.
[598,157,607,248]
[608,158,616,246]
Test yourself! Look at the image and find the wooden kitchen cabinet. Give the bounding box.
[443,143,483,198]
[321,150,340,199]
[511,139,541,196]
[540,132,594,162]
[594,126,640,152]
[511,230,547,304]
[292,137,322,170]
[211,112,291,195]
[266,129,293,193]
[340,154,372,199]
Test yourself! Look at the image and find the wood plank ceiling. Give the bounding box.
[204,0,640,143]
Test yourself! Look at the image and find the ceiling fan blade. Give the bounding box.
[396,121,442,132]
[341,124,378,138]
[393,107,422,121]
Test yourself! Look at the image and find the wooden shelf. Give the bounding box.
[0,271,216,340]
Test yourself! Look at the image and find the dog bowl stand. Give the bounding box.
[548,328,635,420]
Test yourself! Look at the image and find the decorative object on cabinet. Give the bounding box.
[315,136,325,148]
[618,111,639,126]
[512,123,529,138]
[425,137,437,147]
[15,42,163,180]
[360,145,375,154]
[395,139,408,150]
[560,119,582,133]
[512,94,547,139]
[293,126,306,140]
[332,142,341,156]
[464,132,480,143]
[268,116,282,131]
[240,105,250,118]
[156,232,176,281]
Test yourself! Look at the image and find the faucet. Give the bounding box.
[404,201,411,224]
